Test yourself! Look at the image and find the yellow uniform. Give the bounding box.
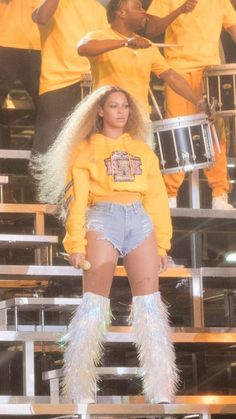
[148,0,236,198]
[0,0,40,50]
[63,133,172,256]
[80,26,170,110]
[37,0,107,95]
[148,0,236,73]
[0,0,41,109]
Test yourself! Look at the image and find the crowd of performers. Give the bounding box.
[1,0,236,404]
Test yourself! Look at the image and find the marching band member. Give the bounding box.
[146,0,236,209]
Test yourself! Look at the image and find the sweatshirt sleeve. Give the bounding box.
[63,162,90,255]
[142,150,172,255]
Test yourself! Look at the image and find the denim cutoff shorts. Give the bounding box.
[85,201,153,257]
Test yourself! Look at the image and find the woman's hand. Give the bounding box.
[68,252,86,269]
[159,255,168,273]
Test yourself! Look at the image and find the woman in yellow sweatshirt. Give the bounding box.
[34,85,178,404]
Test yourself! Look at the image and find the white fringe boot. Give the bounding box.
[130,291,179,403]
[61,292,112,403]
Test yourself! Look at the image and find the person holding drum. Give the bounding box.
[77,0,208,115]
[146,0,236,210]
[33,85,178,404]
[31,0,108,154]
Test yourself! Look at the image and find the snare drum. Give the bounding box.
[203,64,236,116]
[152,114,215,174]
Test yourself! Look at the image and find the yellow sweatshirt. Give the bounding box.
[63,133,172,256]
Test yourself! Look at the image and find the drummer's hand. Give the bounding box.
[127,36,151,49]
[207,108,216,124]
[196,99,216,123]
[159,255,168,273]
[69,252,85,269]
[181,0,198,13]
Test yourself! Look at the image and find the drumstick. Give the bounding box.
[211,124,221,155]
[151,43,183,48]
[148,87,163,120]
[59,252,91,270]
[202,94,221,155]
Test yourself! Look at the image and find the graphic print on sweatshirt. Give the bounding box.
[104,151,142,182]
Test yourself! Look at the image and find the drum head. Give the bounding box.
[152,113,208,132]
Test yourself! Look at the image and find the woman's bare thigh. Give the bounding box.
[83,230,119,297]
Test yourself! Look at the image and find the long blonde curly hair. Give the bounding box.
[32,85,153,219]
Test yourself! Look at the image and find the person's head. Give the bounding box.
[107,0,146,30]
[95,87,137,135]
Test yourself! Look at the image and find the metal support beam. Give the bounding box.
[191,272,204,328]
[190,231,202,268]
[188,170,200,209]
[23,341,35,396]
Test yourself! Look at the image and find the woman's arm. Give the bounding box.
[63,165,90,257]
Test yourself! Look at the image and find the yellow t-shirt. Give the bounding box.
[63,133,172,256]
[80,26,170,110]
[0,0,40,50]
[148,0,236,72]
[36,0,107,95]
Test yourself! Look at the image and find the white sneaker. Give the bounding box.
[168,197,177,208]
[212,193,235,210]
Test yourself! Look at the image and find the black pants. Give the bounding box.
[0,46,41,109]
[32,81,84,154]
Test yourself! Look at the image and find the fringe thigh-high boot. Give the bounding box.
[61,291,112,403]
[130,291,179,403]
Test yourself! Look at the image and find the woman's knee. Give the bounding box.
[83,278,111,298]
[129,275,159,296]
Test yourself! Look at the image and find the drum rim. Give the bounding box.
[160,159,215,174]
[215,110,236,116]
[152,113,208,129]
[204,63,236,73]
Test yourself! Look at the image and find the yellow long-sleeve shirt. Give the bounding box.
[63,133,172,256]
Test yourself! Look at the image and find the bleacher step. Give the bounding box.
[0,397,236,416]
[0,149,31,159]
[0,234,58,249]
